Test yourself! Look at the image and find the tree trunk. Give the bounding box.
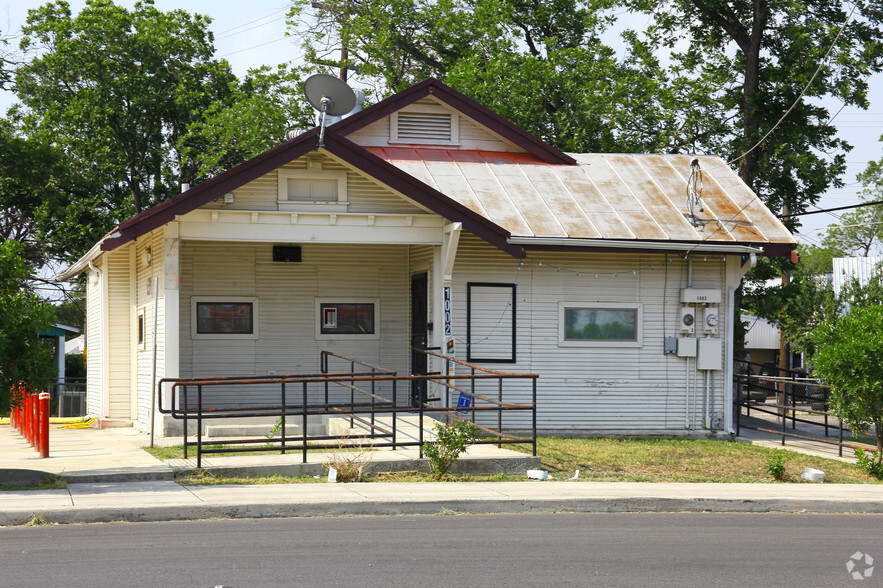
[737,0,769,192]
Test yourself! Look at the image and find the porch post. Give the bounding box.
[433,223,461,403]
[160,221,180,437]
[724,255,750,435]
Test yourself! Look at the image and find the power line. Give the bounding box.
[779,199,883,219]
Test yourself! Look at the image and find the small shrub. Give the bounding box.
[766,449,788,481]
[266,416,284,441]
[424,418,478,480]
[854,448,883,480]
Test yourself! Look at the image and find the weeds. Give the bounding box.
[324,440,369,482]
[766,449,788,481]
[24,514,50,526]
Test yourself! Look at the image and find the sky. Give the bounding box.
[2,0,882,253]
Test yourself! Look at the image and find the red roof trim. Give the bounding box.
[331,78,577,166]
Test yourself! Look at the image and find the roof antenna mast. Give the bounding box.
[303,74,356,148]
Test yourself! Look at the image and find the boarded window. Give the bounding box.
[320,303,375,335]
[466,283,516,363]
[196,302,254,335]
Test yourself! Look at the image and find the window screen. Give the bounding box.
[564,308,637,341]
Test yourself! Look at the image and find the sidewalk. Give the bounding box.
[2,423,882,526]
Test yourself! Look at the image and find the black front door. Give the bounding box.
[410,273,429,406]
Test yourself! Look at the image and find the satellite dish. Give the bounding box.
[304,74,356,147]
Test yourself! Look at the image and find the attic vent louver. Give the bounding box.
[391,111,458,145]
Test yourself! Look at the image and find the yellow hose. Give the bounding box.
[58,417,97,429]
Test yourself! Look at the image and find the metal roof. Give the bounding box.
[365,148,795,254]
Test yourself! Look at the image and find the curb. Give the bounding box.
[4,496,883,526]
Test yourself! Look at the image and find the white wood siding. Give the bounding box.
[178,241,410,408]
[85,265,103,416]
[347,97,529,153]
[450,234,728,434]
[134,230,165,426]
[199,154,428,215]
[105,248,133,418]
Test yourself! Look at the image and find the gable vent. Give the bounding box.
[391,111,458,145]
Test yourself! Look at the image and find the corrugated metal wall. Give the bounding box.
[450,234,728,433]
[833,256,883,298]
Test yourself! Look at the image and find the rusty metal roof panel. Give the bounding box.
[367,148,794,248]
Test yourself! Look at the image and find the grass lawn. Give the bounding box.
[511,437,880,484]
[157,436,882,485]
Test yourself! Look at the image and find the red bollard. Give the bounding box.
[37,392,50,458]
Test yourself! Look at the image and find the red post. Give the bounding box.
[37,392,50,458]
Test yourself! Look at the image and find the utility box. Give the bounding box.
[680,288,722,304]
[680,306,695,334]
[677,337,697,357]
[696,338,723,370]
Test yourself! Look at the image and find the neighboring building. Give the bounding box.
[833,256,883,299]
[57,78,794,437]
[741,314,779,368]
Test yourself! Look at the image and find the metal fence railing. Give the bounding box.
[733,360,865,457]
[157,350,538,468]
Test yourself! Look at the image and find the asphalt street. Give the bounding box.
[2,512,879,587]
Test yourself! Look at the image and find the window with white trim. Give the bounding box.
[191,297,259,340]
[315,299,380,340]
[558,302,643,348]
[277,168,348,211]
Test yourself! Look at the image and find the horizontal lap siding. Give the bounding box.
[179,242,409,409]
[86,267,103,416]
[452,234,727,432]
[106,249,132,419]
[135,230,165,426]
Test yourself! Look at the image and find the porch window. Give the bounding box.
[316,299,380,340]
[558,302,643,348]
[466,282,516,363]
[191,297,259,340]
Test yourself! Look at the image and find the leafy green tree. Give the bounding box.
[180,65,314,180]
[287,0,726,154]
[811,304,883,462]
[13,0,238,262]
[0,240,56,411]
[628,0,883,222]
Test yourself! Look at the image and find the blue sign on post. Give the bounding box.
[457,391,471,414]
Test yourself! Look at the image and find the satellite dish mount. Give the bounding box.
[303,74,357,148]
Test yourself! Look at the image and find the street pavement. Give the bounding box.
[1,422,882,526]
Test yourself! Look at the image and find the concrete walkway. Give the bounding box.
[2,422,882,525]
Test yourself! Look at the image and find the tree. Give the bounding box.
[0,240,56,412]
[822,141,883,257]
[629,0,883,224]
[180,65,314,181]
[811,304,883,462]
[287,0,728,155]
[13,0,238,263]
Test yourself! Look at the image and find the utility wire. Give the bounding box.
[779,198,883,219]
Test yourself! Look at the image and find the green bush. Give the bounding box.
[424,418,478,480]
[766,449,787,481]
[854,448,883,480]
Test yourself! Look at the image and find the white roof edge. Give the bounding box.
[507,236,763,254]
[55,239,107,282]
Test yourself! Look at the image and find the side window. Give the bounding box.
[137,307,146,351]
[466,282,516,363]
[316,299,381,340]
[558,302,643,348]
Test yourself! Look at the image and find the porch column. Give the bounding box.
[724,255,752,434]
[432,223,461,400]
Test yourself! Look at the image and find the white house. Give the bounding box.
[57,78,794,437]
